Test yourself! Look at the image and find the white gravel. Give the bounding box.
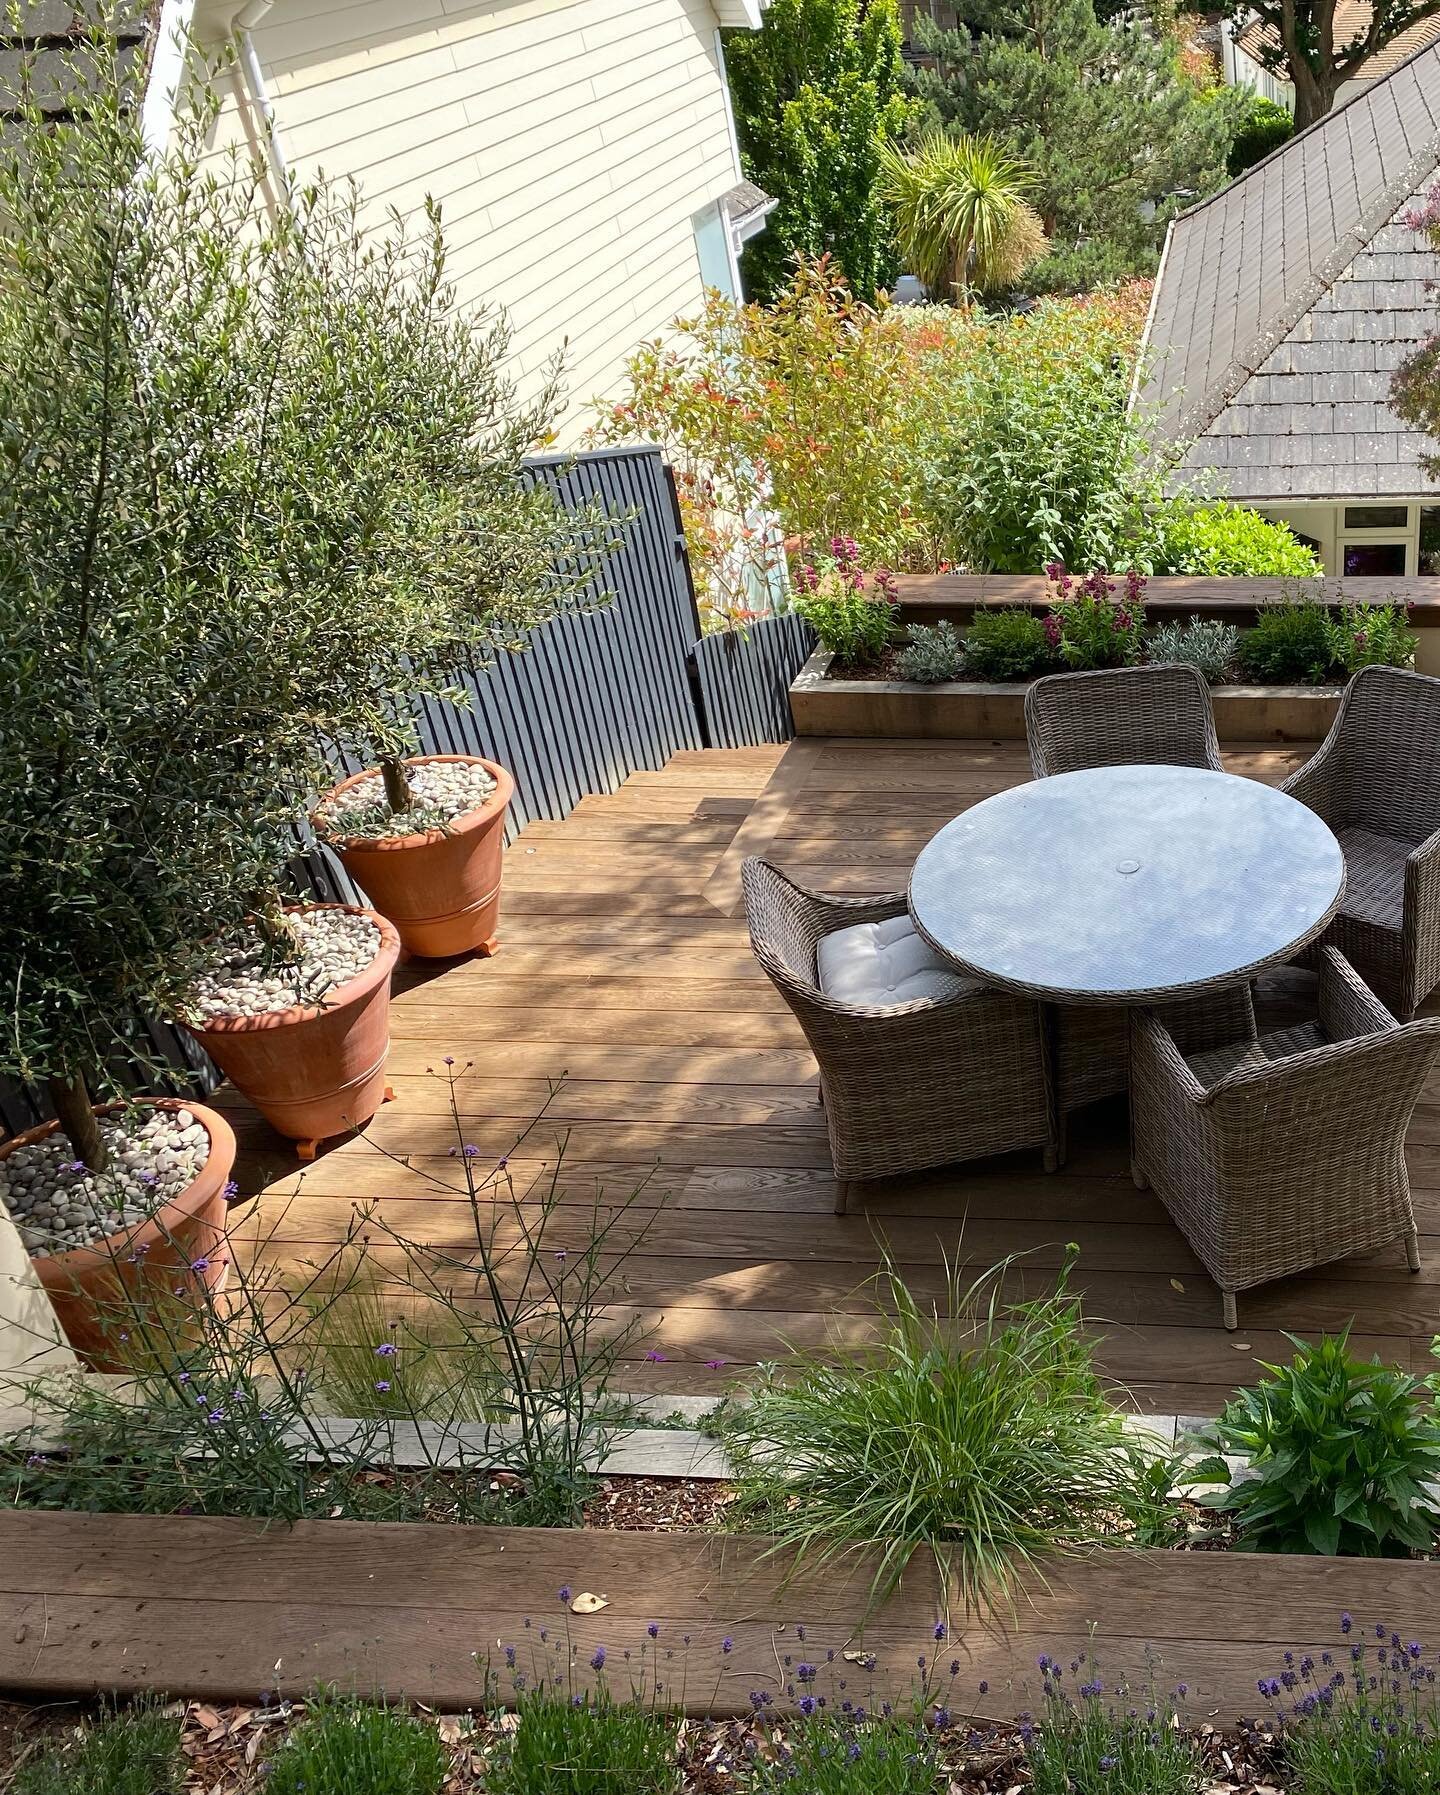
[1,1109,210,1259]
[318,759,498,841]
[186,908,381,1022]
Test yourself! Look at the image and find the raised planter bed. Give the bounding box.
[790,647,1344,742]
[1,1507,1436,1721]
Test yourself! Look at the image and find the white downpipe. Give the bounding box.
[233,0,292,209]
[140,0,198,155]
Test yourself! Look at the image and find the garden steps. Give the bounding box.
[2,1509,1436,1721]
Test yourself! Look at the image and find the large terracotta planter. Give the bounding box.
[4,1099,236,1370]
[184,903,400,1148]
[316,755,515,958]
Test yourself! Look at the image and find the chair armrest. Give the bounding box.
[1130,1008,1208,1105]
[1317,945,1397,1040]
[1280,738,1337,821]
[1405,829,1440,950]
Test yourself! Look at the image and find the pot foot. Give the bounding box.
[477,935,500,957]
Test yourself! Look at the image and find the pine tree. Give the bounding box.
[909,0,1242,292]
[724,0,917,302]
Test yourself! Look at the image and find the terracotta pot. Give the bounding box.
[6,1099,237,1371]
[184,903,400,1146]
[316,755,515,959]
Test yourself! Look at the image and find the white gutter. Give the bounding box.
[232,0,292,209]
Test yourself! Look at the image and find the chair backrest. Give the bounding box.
[740,856,823,997]
[1317,665,1440,842]
[1025,664,1223,779]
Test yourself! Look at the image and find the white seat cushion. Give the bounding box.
[816,913,970,1007]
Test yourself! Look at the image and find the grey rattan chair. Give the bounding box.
[1025,663,1226,1127]
[1281,665,1440,1021]
[741,857,1057,1213]
[1130,947,1440,1329]
[1025,662,1224,781]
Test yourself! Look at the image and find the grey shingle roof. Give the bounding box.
[0,2,155,126]
[1139,35,1440,501]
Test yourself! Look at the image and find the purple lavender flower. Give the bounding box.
[375,1342,398,1357]
[590,1647,606,1671]
[722,1637,733,1654]
[189,1256,210,1274]
[797,1695,817,1717]
[222,1179,239,1199]
[558,1586,571,1604]
[374,1380,391,1394]
[644,1349,667,1363]
[647,1623,659,1639]
[933,1622,947,1642]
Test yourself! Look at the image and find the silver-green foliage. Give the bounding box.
[0,7,612,1116]
[1146,619,1241,684]
[720,1249,1159,1612]
[896,619,964,683]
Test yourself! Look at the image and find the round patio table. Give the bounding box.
[908,764,1346,1004]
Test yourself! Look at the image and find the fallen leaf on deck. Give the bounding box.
[1170,1278,1185,1291]
[570,1591,609,1614]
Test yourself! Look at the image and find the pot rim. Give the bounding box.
[1,1097,236,1276]
[181,901,401,1038]
[312,755,515,854]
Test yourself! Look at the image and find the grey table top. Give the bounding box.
[908,764,1346,1004]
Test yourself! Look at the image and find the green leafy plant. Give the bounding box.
[1152,502,1321,576]
[720,1248,1160,1612]
[1328,602,1418,675]
[723,0,915,302]
[1189,1331,1440,1556]
[0,9,612,1164]
[744,1711,943,1793]
[1146,618,1240,683]
[1044,567,1147,669]
[1227,93,1294,175]
[12,1702,184,1795]
[1393,184,1440,479]
[5,1083,654,1528]
[961,609,1053,680]
[896,619,964,683]
[794,538,899,669]
[1029,1656,1201,1795]
[262,1695,448,1795]
[877,131,1046,303]
[1262,1619,1440,1794]
[1236,601,1337,684]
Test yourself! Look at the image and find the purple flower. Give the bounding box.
[933,1622,947,1642]
[644,1350,667,1362]
[462,1144,480,1158]
[444,1056,455,1066]
[590,1647,606,1671]
[206,1409,225,1424]
[138,1171,157,1187]
[1341,1614,1353,1634]
[375,1342,397,1357]
[797,1663,817,1684]
[374,1380,391,1394]
[189,1256,210,1274]
[558,1586,571,1604]
[978,1680,988,1695]
[222,1179,239,1199]
[504,1645,517,1668]
[63,1159,87,1174]
[797,1695,818,1717]
[705,1358,726,1370]
[722,1637,733,1654]
[647,1623,659,1639]
[554,1250,568,1263]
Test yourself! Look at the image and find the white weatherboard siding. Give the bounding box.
[193,0,746,442]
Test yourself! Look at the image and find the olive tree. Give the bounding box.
[0,10,612,1166]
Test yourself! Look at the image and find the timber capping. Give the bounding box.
[1,1508,1437,1720]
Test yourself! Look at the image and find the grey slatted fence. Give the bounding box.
[1,445,804,1136]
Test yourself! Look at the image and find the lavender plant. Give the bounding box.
[261,1693,449,1795]
[743,1710,943,1793]
[1262,1617,1440,1794]
[895,619,964,683]
[1027,1654,1200,1795]
[11,1702,185,1795]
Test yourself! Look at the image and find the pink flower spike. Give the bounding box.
[644,1349,667,1362]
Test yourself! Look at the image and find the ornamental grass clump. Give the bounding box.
[1262,1617,1440,1795]
[262,1694,448,1795]
[11,1701,185,1795]
[1027,1655,1201,1795]
[1189,1330,1440,1557]
[720,1248,1156,1612]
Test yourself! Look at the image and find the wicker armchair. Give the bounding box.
[1026,663,1226,1125]
[1025,663,1224,781]
[1130,947,1440,1329]
[741,858,1057,1212]
[1281,665,1440,1021]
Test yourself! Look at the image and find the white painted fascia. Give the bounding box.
[712,0,764,28]
[139,0,198,154]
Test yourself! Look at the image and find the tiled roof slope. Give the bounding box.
[1238,4,1440,84]
[1140,36,1440,500]
[0,2,154,126]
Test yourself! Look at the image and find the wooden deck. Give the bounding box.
[221,737,1440,1418]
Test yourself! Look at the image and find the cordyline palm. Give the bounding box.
[879,131,1045,304]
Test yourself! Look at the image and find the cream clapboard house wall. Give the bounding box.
[189,0,764,442]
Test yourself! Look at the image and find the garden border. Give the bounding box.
[1,1509,1435,1721]
[790,648,1345,742]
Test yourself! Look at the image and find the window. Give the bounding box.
[1343,542,1407,577]
[1421,507,1440,577]
[1344,505,1410,530]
